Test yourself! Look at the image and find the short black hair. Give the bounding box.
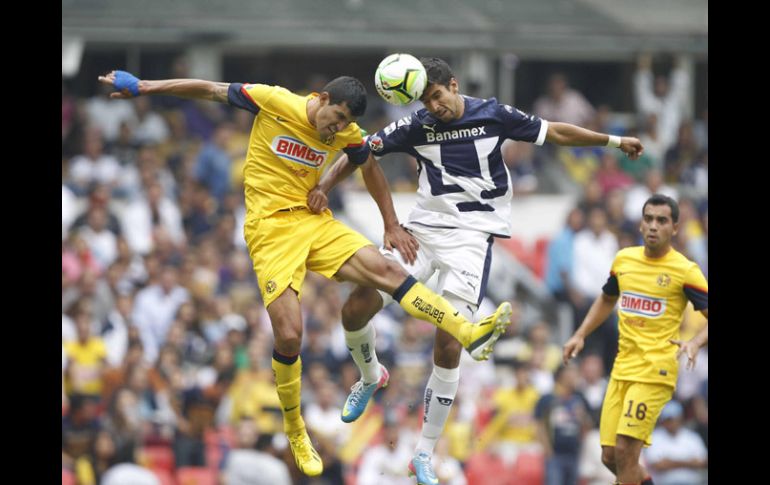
[323,76,367,117]
[420,57,454,88]
[642,194,680,223]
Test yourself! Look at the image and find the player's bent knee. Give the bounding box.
[272,326,303,355]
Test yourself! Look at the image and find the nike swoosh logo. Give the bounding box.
[626,423,638,427]
[284,405,299,412]
[276,116,289,122]
[453,311,459,317]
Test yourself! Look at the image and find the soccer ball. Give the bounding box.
[374,53,428,106]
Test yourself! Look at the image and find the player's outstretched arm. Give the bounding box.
[359,156,418,264]
[563,293,618,364]
[670,309,708,370]
[98,70,230,103]
[545,122,644,160]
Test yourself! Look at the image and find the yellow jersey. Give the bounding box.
[228,83,368,220]
[602,246,708,388]
[64,338,107,395]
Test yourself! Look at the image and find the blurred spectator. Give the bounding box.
[535,364,592,485]
[576,179,604,215]
[101,463,160,485]
[102,293,133,367]
[594,151,633,196]
[576,354,606,424]
[557,144,602,186]
[195,123,235,202]
[604,189,637,239]
[86,84,138,143]
[520,322,562,374]
[122,180,186,255]
[62,394,102,474]
[545,208,584,302]
[133,96,170,145]
[221,417,291,485]
[69,129,122,196]
[64,306,108,397]
[634,53,690,155]
[71,184,123,236]
[623,169,678,223]
[534,73,596,126]
[664,120,700,184]
[77,206,120,269]
[476,359,540,461]
[644,400,708,485]
[132,265,190,364]
[357,413,415,485]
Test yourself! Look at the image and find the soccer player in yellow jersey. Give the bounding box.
[98,70,512,477]
[563,194,708,485]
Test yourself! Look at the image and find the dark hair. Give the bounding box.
[420,57,454,88]
[322,76,367,117]
[642,194,680,223]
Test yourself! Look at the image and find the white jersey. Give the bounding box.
[367,95,548,237]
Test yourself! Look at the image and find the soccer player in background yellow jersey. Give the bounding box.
[563,194,708,485]
[98,70,513,477]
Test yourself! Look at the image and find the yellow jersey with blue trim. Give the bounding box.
[227,83,369,219]
[601,246,708,388]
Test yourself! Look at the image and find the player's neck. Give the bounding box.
[306,97,319,128]
[454,95,465,119]
[643,244,672,259]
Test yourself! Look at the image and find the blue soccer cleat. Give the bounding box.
[408,451,439,484]
[341,364,389,423]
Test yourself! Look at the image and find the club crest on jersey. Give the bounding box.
[620,291,666,318]
[368,135,384,152]
[265,280,277,294]
[657,273,671,287]
[272,136,327,168]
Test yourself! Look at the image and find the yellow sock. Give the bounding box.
[272,351,304,432]
[394,276,471,346]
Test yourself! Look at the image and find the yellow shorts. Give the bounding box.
[599,377,674,447]
[244,208,372,307]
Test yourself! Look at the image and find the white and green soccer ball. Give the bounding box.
[374,53,428,106]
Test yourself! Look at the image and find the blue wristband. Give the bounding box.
[114,70,140,96]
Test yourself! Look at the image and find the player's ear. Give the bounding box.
[672,221,680,236]
[450,78,459,94]
[318,91,330,105]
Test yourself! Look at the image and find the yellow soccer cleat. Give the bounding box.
[286,427,324,476]
[465,301,512,361]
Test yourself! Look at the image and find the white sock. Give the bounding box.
[416,364,460,455]
[344,322,381,384]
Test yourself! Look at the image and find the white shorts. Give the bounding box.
[379,224,494,311]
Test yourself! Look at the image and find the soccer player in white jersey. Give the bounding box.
[308,57,644,484]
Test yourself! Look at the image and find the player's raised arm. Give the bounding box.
[359,155,419,264]
[98,70,231,103]
[545,121,643,160]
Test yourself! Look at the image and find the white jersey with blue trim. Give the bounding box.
[367,95,548,237]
